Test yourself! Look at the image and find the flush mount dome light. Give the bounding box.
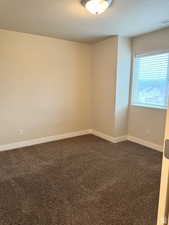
[81,0,113,15]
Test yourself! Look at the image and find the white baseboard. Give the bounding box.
[91,130,163,152]
[91,130,127,143]
[0,129,92,152]
[0,129,163,153]
[127,135,163,152]
[115,135,128,143]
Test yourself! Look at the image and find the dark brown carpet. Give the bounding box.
[0,135,162,225]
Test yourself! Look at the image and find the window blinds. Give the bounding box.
[132,52,169,108]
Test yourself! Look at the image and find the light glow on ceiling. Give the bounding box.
[81,0,112,15]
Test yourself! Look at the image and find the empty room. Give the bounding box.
[0,0,169,225]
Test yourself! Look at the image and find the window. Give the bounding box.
[132,52,169,109]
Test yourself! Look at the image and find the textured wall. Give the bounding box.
[0,30,92,145]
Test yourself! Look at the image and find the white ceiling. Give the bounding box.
[0,0,169,43]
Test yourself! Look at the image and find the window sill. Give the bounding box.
[131,104,167,110]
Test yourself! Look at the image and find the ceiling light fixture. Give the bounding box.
[81,0,113,15]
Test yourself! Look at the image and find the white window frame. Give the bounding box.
[131,50,169,110]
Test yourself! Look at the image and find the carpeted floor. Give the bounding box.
[0,135,162,225]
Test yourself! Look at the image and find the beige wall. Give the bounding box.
[128,106,166,145]
[91,36,131,138]
[0,29,92,145]
[91,37,118,137]
[128,27,169,146]
[0,32,131,146]
[132,27,169,55]
[114,37,131,137]
[1,27,168,148]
